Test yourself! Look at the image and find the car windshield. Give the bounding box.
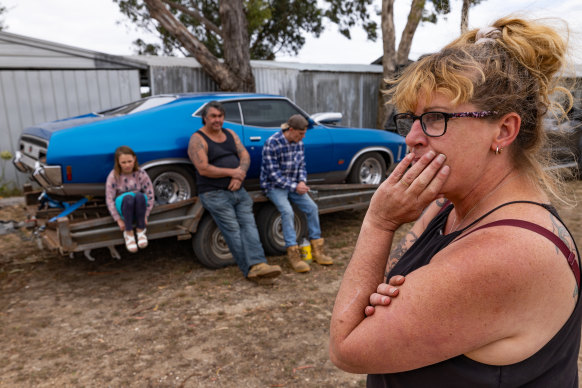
[97,96,177,116]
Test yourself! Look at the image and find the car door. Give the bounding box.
[234,98,334,180]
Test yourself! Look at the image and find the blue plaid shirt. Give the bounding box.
[260,130,307,193]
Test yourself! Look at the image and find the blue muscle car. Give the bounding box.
[13,93,407,204]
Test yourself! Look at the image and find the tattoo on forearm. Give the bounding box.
[387,230,418,271]
[234,137,250,172]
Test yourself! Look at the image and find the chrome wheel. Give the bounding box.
[358,157,383,184]
[152,170,192,204]
[348,152,387,185]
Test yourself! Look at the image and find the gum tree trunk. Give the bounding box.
[378,0,425,129]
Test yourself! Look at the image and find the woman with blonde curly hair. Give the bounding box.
[330,16,580,387]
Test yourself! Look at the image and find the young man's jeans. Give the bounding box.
[199,188,266,277]
[266,188,321,247]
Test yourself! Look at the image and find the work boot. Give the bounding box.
[247,262,282,284]
[287,245,311,273]
[310,238,333,265]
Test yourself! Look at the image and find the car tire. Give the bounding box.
[256,203,307,255]
[347,152,387,184]
[192,214,236,269]
[147,165,196,205]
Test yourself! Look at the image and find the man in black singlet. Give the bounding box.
[188,101,281,284]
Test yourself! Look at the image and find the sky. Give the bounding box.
[1,0,581,65]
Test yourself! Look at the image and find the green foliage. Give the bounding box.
[0,151,20,197]
[113,0,377,60]
[422,0,451,24]
[324,0,377,41]
[423,0,482,24]
[249,0,324,59]
[132,38,162,55]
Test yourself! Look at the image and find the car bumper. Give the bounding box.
[13,150,63,188]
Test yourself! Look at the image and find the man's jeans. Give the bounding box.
[199,188,266,277]
[266,188,321,247]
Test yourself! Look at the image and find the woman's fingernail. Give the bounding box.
[437,153,446,162]
[390,288,397,295]
[381,297,388,303]
[427,150,435,158]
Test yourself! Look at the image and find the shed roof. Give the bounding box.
[125,55,382,73]
[0,31,147,70]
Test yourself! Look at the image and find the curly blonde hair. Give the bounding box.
[388,16,575,204]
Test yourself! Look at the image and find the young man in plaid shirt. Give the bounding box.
[260,114,333,273]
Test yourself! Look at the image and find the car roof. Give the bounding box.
[167,92,286,102]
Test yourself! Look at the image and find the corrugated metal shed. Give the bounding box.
[0,31,147,189]
[128,55,384,129]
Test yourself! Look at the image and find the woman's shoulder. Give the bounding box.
[461,200,570,242]
[439,206,579,364]
[443,201,578,296]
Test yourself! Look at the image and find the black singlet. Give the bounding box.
[194,129,240,194]
[368,201,581,388]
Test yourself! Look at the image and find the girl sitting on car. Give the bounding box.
[105,145,155,253]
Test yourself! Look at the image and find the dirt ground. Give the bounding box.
[1,181,582,387]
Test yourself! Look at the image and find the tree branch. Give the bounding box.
[144,0,242,90]
[396,0,425,65]
[161,0,223,38]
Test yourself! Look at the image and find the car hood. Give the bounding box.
[21,114,111,140]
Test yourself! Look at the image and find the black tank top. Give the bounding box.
[194,129,240,194]
[368,201,581,388]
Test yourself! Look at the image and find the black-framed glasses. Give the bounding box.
[393,111,499,137]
